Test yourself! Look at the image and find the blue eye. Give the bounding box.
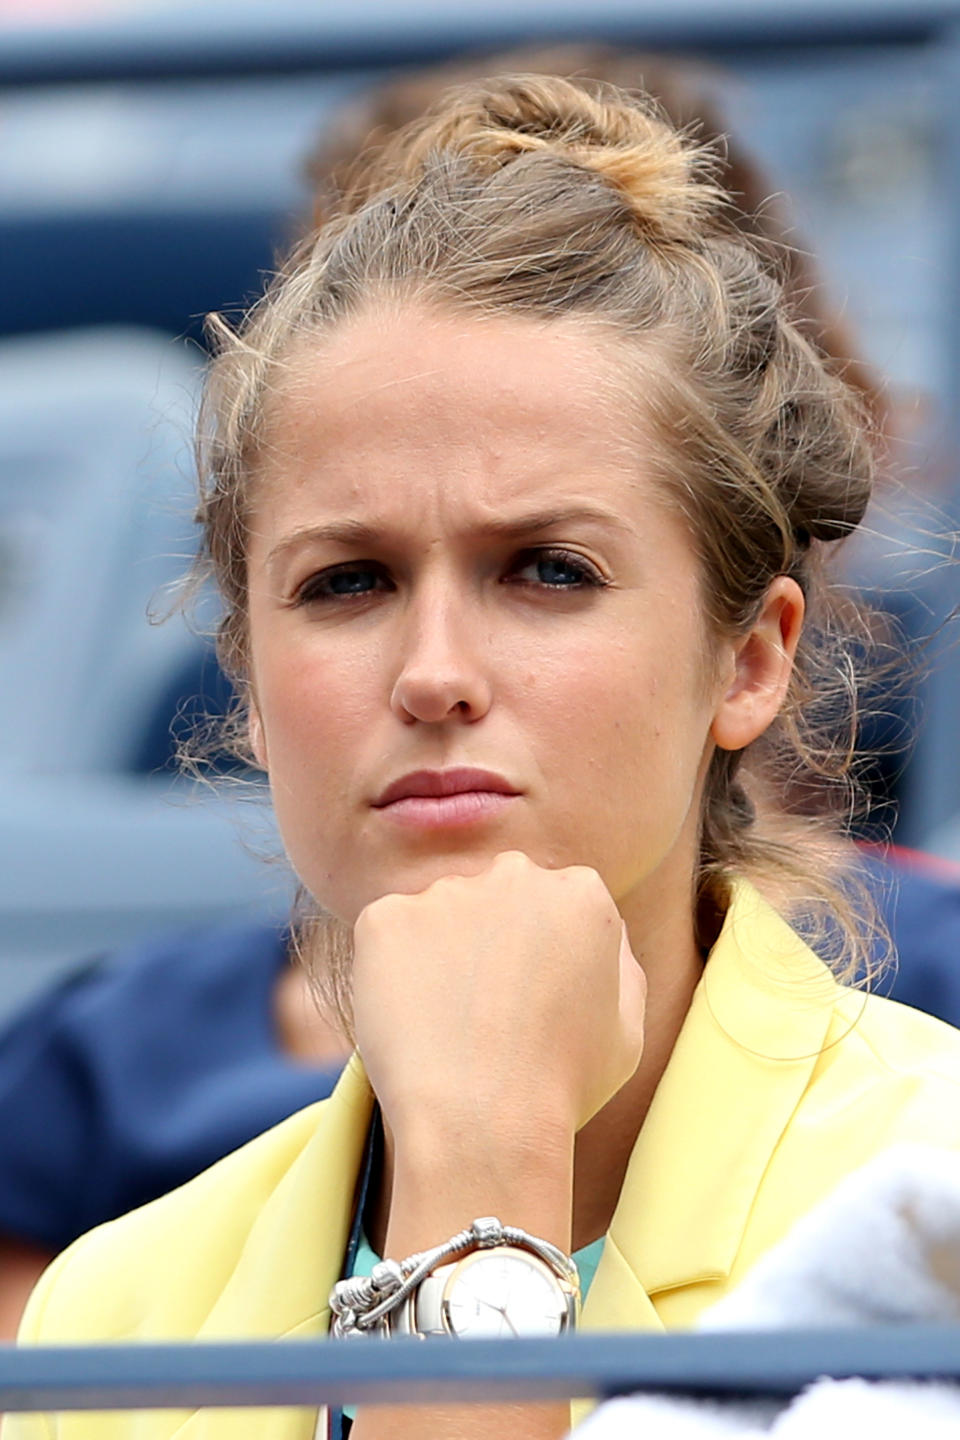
[295,564,391,604]
[510,548,605,589]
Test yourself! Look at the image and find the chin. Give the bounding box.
[347,850,510,916]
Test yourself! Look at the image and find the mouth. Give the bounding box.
[372,768,521,829]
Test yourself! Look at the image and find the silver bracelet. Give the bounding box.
[329,1216,578,1337]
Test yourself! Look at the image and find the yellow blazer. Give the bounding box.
[9,881,960,1440]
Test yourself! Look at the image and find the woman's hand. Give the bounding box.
[349,853,646,1440]
[353,850,646,1174]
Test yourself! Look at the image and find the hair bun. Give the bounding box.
[365,75,726,247]
[793,482,872,545]
[780,361,875,547]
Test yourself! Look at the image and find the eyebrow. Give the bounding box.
[265,505,631,570]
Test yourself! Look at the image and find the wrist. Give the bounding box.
[384,1118,575,1258]
[386,1097,577,1165]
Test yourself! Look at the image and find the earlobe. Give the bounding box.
[710,576,805,753]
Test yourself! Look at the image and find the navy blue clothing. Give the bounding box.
[862,849,960,1024]
[0,922,341,1251]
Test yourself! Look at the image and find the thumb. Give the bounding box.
[618,921,647,1065]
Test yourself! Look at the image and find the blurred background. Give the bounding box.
[2,0,960,1021]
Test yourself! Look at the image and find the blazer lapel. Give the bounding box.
[585,881,840,1326]
[198,1053,374,1342]
[164,1059,373,1440]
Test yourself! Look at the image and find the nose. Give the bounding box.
[389,583,492,725]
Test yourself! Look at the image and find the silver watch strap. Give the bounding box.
[329,1216,579,1338]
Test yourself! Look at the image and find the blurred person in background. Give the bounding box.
[8,65,960,1440]
[2,39,958,1365]
[0,922,349,1340]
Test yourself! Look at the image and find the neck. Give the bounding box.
[570,911,703,1248]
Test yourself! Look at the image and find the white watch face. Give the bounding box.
[441,1248,571,1338]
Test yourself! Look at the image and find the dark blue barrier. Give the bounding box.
[0,209,290,345]
[2,1328,960,1413]
[2,2,960,88]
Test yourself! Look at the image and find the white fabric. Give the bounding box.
[578,1379,960,1440]
[574,1144,960,1438]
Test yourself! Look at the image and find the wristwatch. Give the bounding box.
[329,1217,581,1339]
[389,1244,580,1338]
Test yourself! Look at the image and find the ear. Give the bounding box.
[248,703,269,772]
[711,576,805,753]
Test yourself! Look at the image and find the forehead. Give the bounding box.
[251,304,659,524]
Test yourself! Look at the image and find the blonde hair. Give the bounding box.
[304,43,886,429]
[196,75,881,1017]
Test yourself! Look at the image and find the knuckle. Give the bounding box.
[566,865,620,922]
[565,863,607,896]
[493,849,531,873]
[355,891,407,935]
[424,868,471,897]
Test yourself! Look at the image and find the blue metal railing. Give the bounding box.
[2,1329,960,1413]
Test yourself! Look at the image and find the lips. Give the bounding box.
[373,767,519,808]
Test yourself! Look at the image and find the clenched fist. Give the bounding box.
[352,851,647,1152]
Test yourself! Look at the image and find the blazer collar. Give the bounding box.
[584,880,841,1326]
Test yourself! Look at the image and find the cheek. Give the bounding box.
[251,634,373,780]
[545,628,712,793]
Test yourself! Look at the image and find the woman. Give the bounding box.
[9,75,960,1440]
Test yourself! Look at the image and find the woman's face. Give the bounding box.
[245,305,737,934]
